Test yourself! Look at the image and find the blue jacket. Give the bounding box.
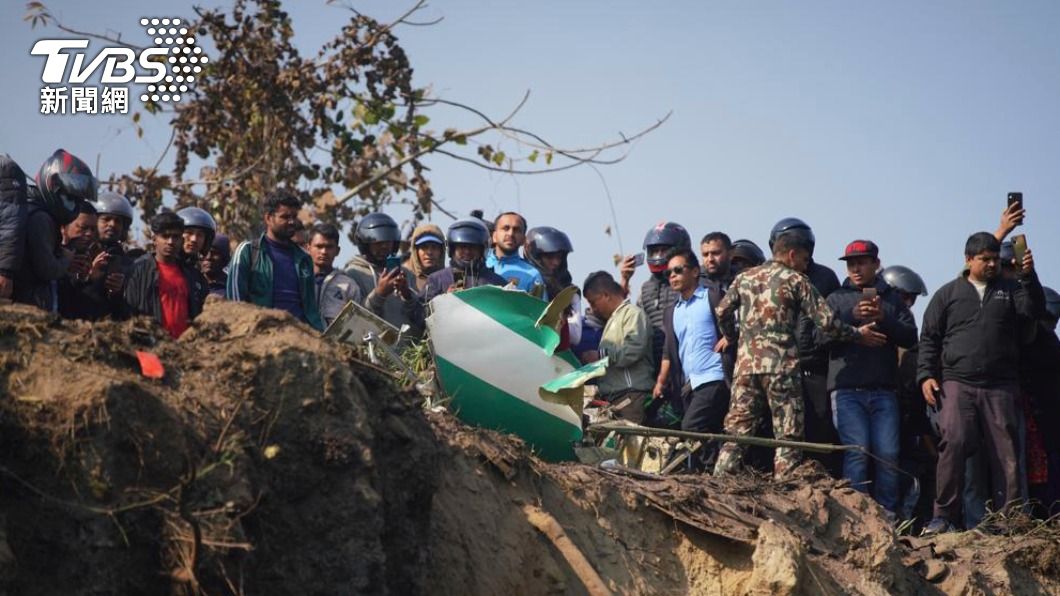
[486,252,544,293]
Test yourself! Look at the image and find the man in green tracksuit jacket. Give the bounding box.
[227,193,324,331]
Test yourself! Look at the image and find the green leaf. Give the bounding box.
[413,114,429,127]
[353,102,367,122]
[492,151,506,166]
[527,150,538,163]
[545,151,554,165]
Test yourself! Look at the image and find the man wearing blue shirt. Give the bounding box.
[655,248,730,471]
[486,211,545,295]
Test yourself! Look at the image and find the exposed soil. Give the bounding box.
[0,301,1055,595]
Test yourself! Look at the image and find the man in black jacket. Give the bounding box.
[918,232,1044,534]
[826,240,918,516]
[124,212,208,339]
[0,155,28,301]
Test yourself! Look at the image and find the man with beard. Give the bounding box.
[123,212,209,339]
[487,212,544,294]
[228,192,323,330]
[699,232,734,292]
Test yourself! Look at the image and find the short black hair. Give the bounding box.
[77,201,97,216]
[772,232,812,256]
[150,211,184,235]
[582,271,623,296]
[965,232,1001,257]
[493,211,527,232]
[310,222,340,244]
[263,191,302,216]
[700,232,731,249]
[665,247,699,269]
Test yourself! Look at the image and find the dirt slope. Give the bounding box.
[0,301,1055,595]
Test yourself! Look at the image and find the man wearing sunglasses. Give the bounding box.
[655,248,730,471]
[712,232,887,479]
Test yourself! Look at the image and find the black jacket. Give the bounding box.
[57,246,134,321]
[0,154,27,278]
[661,283,732,408]
[798,260,841,374]
[824,277,918,391]
[13,201,70,311]
[123,254,209,327]
[638,274,680,368]
[917,272,1044,387]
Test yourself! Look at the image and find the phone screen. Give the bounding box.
[862,287,877,299]
[385,255,401,272]
[632,252,645,267]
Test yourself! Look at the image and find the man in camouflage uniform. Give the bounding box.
[713,232,886,478]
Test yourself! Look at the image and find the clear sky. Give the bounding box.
[4,1,1059,320]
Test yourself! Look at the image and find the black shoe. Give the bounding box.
[921,517,955,536]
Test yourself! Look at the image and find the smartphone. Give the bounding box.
[1012,234,1027,266]
[384,254,401,273]
[452,269,466,289]
[862,287,877,299]
[1007,192,1023,208]
[632,252,645,267]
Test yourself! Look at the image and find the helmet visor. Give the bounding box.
[56,172,98,203]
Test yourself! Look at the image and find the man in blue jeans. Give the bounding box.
[825,240,918,516]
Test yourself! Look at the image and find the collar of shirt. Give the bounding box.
[676,285,707,306]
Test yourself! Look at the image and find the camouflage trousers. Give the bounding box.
[713,372,805,478]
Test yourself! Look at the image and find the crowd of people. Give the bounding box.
[2,148,1059,535]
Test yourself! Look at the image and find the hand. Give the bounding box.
[713,337,730,353]
[619,255,636,281]
[88,251,111,282]
[104,273,125,295]
[1020,248,1035,276]
[854,298,883,323]
[997,202,1025,238]
[392,269,413,300]
[921,378,940,407]
[374,267,399,297]
[652,381,665,400]
[0,274,12,299]
[855,323,887,347]
[68,253,91,278]
[446,284,459,294]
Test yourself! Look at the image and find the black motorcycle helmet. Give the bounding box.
[1044,286,1060,325]
[525,227,573,263]
[177,207,218,255]
[881,265,928,297]
[355,213,401,255]
[768,217,815,255]
[35,149,98,225]
[643,222,691,274]
[447,219,490,270]
[730,239,766,273]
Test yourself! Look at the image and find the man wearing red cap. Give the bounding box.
[825,240,918,518]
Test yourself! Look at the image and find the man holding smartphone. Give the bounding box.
[824,240,918,518]
[918,232,1044,534]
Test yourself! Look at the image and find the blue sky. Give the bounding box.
[4,1,1059,319]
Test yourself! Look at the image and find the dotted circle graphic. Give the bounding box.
[139,16,205,105]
